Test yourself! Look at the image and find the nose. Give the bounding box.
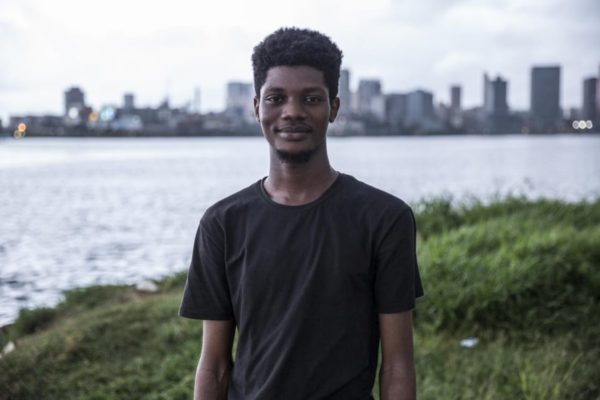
[282,98,307,120]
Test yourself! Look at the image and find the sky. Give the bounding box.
[1,0,599,122]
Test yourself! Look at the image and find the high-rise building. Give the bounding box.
[482,74,511,133]
[338,69,351,116]
[530,66,561,132]
[64,87,85,117]
[597,65,600,117]
[448,85,463,129]
[582,77,597,121]
[357,79,384,120]
[405,90,435,128]
[450,85,461,111]
[483,73,508,117]
[123,93,135,111]
[225,82,254,122]
[385,93,407,130]
[193,87,201,114]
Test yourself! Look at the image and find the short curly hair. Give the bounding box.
[251,27,343,103]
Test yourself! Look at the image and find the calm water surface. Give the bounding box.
[0,135,599,325]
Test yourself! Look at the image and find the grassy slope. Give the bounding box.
[1,198,599,400]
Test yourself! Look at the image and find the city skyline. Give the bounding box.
[8,60,597,137]
[10,63,598,118]
[1,0,599,123]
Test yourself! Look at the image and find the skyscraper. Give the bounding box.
[582,77,597,121]
[450,85,461,111]
[449,85,463,129]
[483,73,508,117]
[338,69,351,116]
[530,66,561,132]
[64,87,85,117]
[385,93,407,131]
[225,82,254,122]
[123,93,135,111]
[597,64,600,117]
[193,87,201,114]
[405,90,435,129]
[357,79,384,120]
[481,74,510,133]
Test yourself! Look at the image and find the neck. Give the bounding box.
[264,145,338,206]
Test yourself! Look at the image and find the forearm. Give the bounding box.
[194,319,235,400]
[194,361,231,400]
[379,363,416,400]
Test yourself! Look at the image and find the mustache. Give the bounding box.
[276,125,312,133]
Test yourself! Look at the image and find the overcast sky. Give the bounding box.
[1,0,599,122]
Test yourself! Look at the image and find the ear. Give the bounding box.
[253,96,260,121]
[329,97,340,123]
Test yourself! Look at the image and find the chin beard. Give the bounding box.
[275,148,315,164]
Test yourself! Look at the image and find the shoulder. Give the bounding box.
[338,173,412,216]
[201,180,262,227]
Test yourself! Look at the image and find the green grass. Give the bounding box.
[0,276,199,400]
[1,198,599,399]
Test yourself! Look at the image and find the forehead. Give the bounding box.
[261,65,328,93]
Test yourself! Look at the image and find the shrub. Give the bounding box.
[415,199,600,337]
[11,307,58,336]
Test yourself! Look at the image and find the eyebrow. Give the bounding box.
[263,86,327,93]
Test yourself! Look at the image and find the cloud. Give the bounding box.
[0,0,598,122]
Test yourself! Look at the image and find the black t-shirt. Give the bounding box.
[180,173,424,399]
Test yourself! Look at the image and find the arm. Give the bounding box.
[194,320,235,400]
[378,310,416,400]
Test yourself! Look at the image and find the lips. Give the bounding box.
[276,125,312,134]
[275,125,312,141]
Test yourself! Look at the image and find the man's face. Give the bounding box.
[254,65,339,164]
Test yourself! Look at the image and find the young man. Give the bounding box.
[180,27,423,400]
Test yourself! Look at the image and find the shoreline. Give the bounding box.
[2,131,600,139]
[2,196,599,329]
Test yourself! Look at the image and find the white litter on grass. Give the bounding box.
[135,280,159,293]
[460,337,479,348]
[2,341,16,356]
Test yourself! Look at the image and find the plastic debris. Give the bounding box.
[460,337,479,348]
[2,341,16,355]
[135,280,159,293]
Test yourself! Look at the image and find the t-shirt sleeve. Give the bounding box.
[179,212,234,320]
[374,206,424,313]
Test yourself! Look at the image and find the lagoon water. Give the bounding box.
[1,135,599,325]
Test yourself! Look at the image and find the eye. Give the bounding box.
[305,95,324,103]
[265,95,284,104]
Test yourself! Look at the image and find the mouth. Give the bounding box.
[275,125,312,140]
[276,125,311,133]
